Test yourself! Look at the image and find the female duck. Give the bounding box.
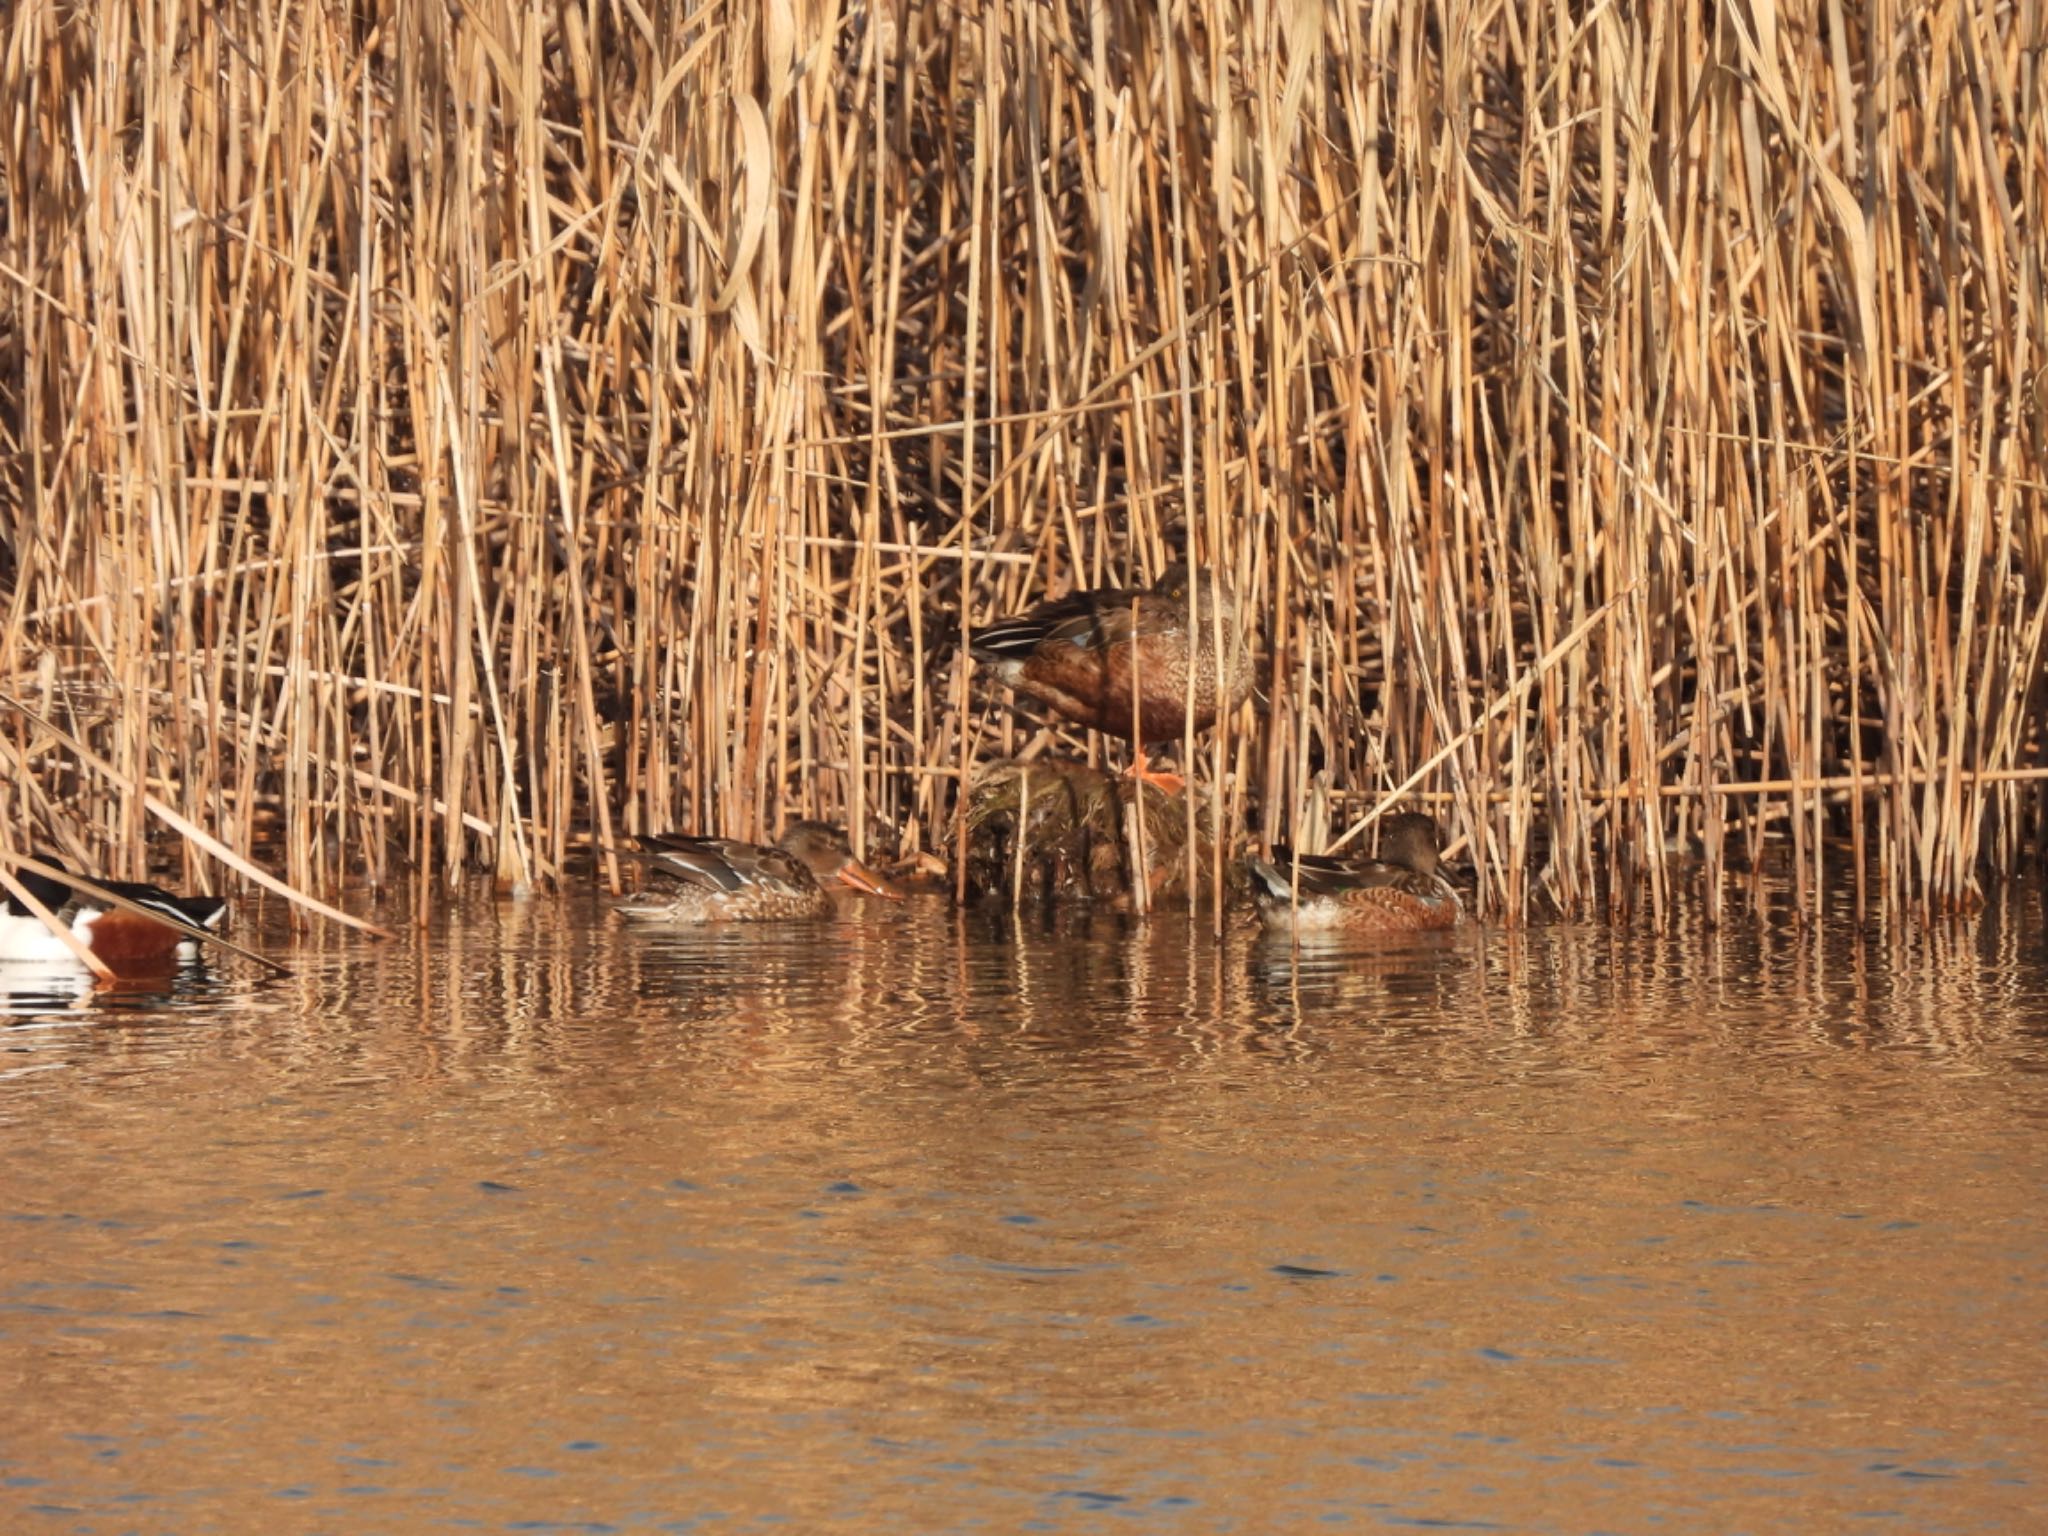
[616,822,902,923]
[971,563,1252,786]
[1247,813,1463,933]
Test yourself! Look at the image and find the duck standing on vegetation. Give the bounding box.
[969,562,1253,792]
[0,858,230,973]
[1247,813,1463,933]
[614,823,904,923]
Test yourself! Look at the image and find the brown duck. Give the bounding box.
[1247,813,1463,933]
[970,563,1252,788]
[616,823,903,923]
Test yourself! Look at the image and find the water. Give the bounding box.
[3,884,2046,1532]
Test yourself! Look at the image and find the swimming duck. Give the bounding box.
[615,822,904,923]
[970,562,1253,789]
[1247,813,1463,932]
[0,858,230,972]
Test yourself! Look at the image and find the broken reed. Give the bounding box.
[1,0,2043,925]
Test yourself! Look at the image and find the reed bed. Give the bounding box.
[1,0,2043,924]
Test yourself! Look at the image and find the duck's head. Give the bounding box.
[1378,813,1445,875]
[779,822,904,899]
[1153,562,1237,615]
[3,855,74,915]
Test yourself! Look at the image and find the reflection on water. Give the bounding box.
[3,886,2046,1530]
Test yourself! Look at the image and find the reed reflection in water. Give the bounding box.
[2,888,2045,1531]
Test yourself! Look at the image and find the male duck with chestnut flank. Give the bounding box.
[970,562,1253,791]
[0,857,230,973]
[1247,813,1463,933]
[615,822,903,924]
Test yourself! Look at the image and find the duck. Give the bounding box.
[1247,813,1463,932]
[614,822,904,923]
[970,562,1253,791]
[0,857,230,973]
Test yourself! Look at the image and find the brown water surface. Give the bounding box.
[3,886,2046,1532]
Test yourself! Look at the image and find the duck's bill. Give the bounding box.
[836,861,905,899]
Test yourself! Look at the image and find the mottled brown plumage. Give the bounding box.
[1248,813,1463,933]
[970,564,1253,747]
[616,822,902,924]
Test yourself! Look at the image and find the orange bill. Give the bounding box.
[835,860,905,899]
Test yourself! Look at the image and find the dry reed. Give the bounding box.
[1,0,2043,924]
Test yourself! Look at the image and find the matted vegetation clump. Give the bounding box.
[961,759,1236,911]
[1,0,2044,922]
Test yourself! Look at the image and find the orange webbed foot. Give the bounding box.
[1124,758,1186,796]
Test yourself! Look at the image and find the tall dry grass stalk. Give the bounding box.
[1,0,2043,923]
